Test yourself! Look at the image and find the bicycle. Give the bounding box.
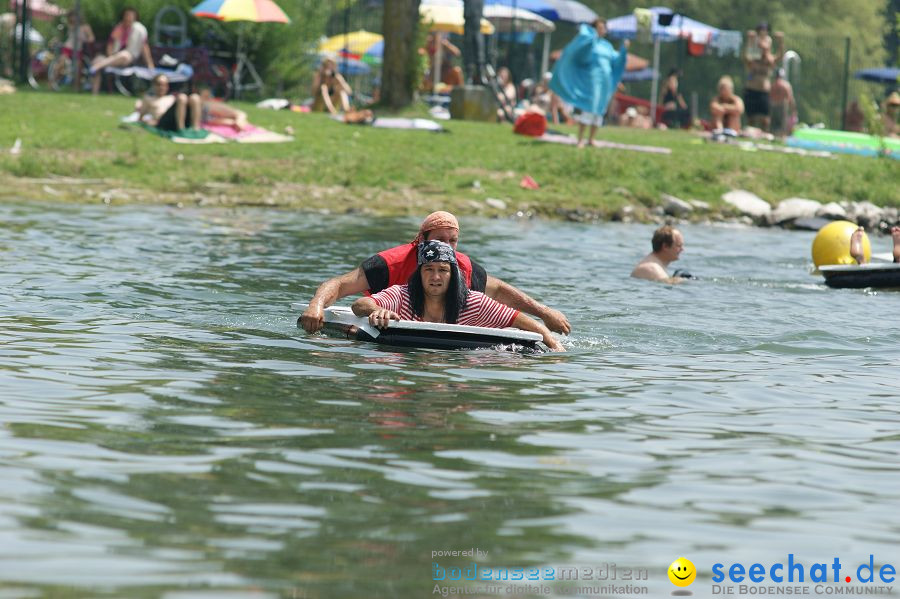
[47,47,92,91]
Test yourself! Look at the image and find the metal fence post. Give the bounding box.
[840,36,850,130]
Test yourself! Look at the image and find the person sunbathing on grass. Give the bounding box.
[137,74,201,132]
[352,240,565,352]
[198,86,248,131]
[850,226,900,265]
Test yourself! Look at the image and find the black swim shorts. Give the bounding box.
[744,88,770,117]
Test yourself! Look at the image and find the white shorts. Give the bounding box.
[575,110,603,127]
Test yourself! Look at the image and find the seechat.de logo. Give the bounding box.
[668,557,697,587]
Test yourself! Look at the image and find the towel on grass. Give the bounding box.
[536,133,672,154]
[201,123,294,143]
[136,122,226,144]
[329,114,445,131]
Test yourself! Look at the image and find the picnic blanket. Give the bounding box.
[201,123,294,144]
[536,132,672,154]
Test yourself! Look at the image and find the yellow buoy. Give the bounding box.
[812,220,870,267]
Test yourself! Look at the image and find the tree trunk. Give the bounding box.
[463,0,486,84]
[382,0,421,109]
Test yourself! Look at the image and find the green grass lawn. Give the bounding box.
[0,89,896,218]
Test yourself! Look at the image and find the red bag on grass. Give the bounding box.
[513,112,547,137]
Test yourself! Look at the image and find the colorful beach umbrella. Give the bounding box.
[190,0,290,23]
[318,30,384,64]
[420,2,495,35]
[317,54,371,76]
[10,0,65,21]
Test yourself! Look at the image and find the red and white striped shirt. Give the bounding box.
[370,285,519,329]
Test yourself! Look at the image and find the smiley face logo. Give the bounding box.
[668,557,696,587]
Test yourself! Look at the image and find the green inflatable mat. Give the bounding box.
[791,128,900,152]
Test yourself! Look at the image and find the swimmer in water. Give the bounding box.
[631,225,692,283]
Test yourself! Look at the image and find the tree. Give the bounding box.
[382,0,421,109]
[886,0,899,65]
[463,0,486,83]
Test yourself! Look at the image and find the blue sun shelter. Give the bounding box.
[607,7,722,124]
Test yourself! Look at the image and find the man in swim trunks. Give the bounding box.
[631,225,689,284]
[301,211,571,335]
[769,68,796,137]
[742,22,784,132]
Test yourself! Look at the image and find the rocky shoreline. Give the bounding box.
[561,189,899,235]
[2,176,897,234]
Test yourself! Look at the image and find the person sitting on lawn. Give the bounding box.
[312,58,352,115]
[709,75,744,132]
[138,74,200,132]
[61,9,94,63]
[90,6,153,95]
[882,92,900,138]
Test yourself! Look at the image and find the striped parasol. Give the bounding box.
[191,0,290,23]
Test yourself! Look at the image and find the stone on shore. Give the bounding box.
[722,190,772,222]
[848,201,883,229]
[689,199,711,211]
[772,198,823,224]
[816,202,847,220]
[662,193,693,216]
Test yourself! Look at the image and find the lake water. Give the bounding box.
[1,201,898,599]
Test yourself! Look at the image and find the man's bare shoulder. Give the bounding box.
[630,257,669,282]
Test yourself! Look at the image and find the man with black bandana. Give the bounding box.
[300,211,571,335]
[352,240,565,351]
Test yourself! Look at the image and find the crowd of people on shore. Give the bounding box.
[543,19,801,140]
[5,4,896,139]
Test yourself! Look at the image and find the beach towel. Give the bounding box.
[201,123,294,144]
[105,64,194,85]
[537,132,672,154]
[133,122,226,144]
[329,114,446,132]
[373,118,444,132]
